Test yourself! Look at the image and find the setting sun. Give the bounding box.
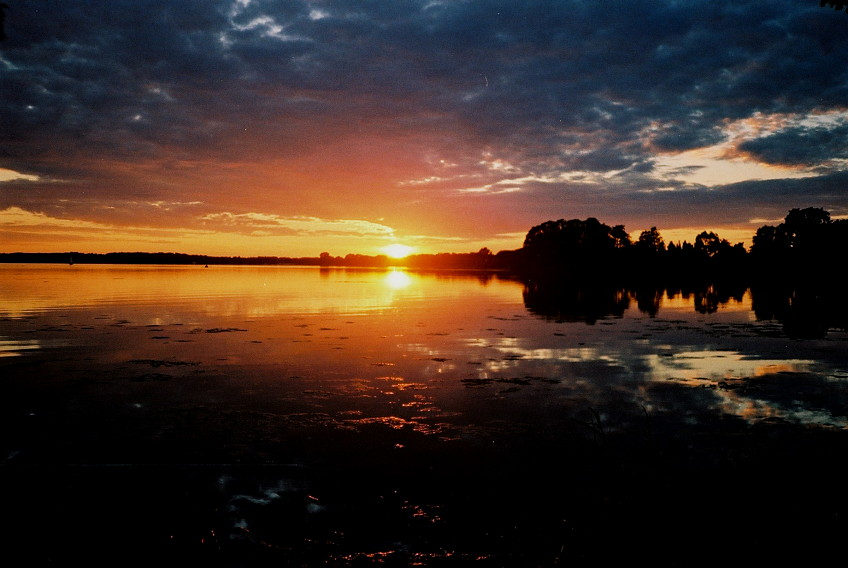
[382,243,415,258]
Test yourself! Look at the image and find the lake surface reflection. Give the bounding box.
[1,264,847,565]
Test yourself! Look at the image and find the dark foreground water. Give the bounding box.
[1,264,846,566]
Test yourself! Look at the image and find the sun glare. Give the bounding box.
[383,243,415,258]
[384,269,412,289]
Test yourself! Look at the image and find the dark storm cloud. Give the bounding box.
[0,4,836,143]
[611,171,848,228]
[470,167,848,240]
[737,123,848,166]
[650,124,727,153]
[1,0,847,240]
[1,1,237,170]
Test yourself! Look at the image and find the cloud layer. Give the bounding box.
[1,1,847,254]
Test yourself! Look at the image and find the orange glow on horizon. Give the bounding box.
[382,243,415,258]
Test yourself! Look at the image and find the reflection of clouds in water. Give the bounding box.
[643,370,848,429]
[724,371,848,426]
[477,345,620,375]
[645,350,814,381]
[460,329,846,429]
[0,337,43,357]
[713,391,841,426]
[640,349,848,425]
[468,334,634,379]
[8,266,846,437]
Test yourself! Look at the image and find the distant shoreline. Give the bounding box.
[0,251,507,271]
[0,251,379,267]
[5,209,845,282]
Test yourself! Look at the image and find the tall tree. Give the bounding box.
[694,231,725,258]
[636,227,665,253]
[521,217,621,275]
[611,225,632,249]
[782,207,831,251]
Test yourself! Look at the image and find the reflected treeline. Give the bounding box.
[751,281,848,339]
[523,279,747,323]
[522,280,630,324]
[523,278,847,337]
[514,207,848,336]
[628,282,747,316]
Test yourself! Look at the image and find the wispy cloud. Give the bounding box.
[0,168,39,183]
[200,212,397,237]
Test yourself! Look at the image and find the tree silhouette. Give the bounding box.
[749,207,845,282]
[820,1,848,13]
[611,225,632,249]
[512,217,757,283]
[521,217,624,277]
[751,225,785,258]
[694,231,727,258]
[635,227,665,254]
[523,218,615,257]
[782,207,831,250]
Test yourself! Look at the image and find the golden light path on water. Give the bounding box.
[0,264,490,317]
[1,264,846,430]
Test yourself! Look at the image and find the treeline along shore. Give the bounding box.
[2,207,847,337]
[494,206,848,286]
[0,206,843,279]
[3,207,844,284]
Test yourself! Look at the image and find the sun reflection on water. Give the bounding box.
[384,269,412,290]
[2,264,846,434]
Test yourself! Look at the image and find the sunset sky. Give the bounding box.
[2,1,847,257]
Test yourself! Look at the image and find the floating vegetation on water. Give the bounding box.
[128,359,199,367]
[461,375,558,388]
[130,372,172,382]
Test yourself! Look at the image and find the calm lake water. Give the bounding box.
[1,264,847,566]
